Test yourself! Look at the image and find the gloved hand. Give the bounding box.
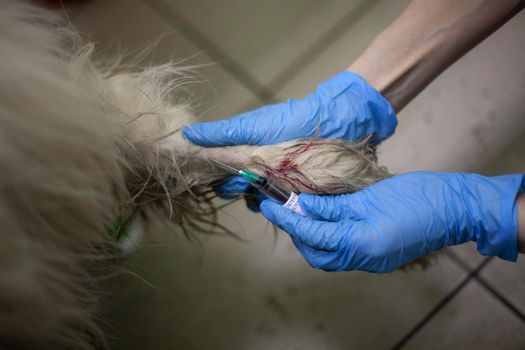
[184,71,397,147]
[184,71,397,204]
[260,172,524,273]
[216,176,267,212]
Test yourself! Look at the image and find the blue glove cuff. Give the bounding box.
[474,174,524,261]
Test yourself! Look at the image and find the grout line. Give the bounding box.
[473,256,494,272]
[235,96,272,115]
[474,274,525,323]
[390,257,493,350]
[446,249,525,321]
[142,0,273,102]
[144,0,381,114]
[236,0,383,113]
[265,0,382,98]
[445,249,476,272]
[392,275,472,349]
[391,275,472,350]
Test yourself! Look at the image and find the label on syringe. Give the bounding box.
[283,192,306,216]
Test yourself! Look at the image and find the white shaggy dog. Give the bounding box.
[0,1,391,348]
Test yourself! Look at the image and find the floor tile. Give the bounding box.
[403,280,525,350]
[480,255,525,315]
[146,0,380,88]
[72,0,258,120]
[273,0,408,100]
[102,200,466,350]
[232,0,409,129]
[480,128,525,176]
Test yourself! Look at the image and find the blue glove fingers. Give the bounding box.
[184,71,397,147]
[315,72,397,143]
[183,119,245,146]
[214,177,267,212]
[183,100,310,146]
[299,193,366,221]
[215,176,252,199]
[260,200,344,251]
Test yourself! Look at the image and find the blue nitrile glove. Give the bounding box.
[184,71,396,146]
[217,177,267,212]
[260,172,524,273]
[184,71,397,203]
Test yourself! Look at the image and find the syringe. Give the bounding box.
[210,159,305,216]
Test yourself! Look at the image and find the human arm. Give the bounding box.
[349,0,525,111]
[517,193,525,253]
[260,172,524,272]
[184,0,525,145]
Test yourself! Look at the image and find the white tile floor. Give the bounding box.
[147,0,375,87]
[65,0,525,348]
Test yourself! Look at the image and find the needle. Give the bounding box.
[208,158,241,175]
[208,158,306,215]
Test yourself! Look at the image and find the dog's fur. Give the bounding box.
[0,2,396,349]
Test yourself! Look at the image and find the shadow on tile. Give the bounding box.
[101,201,466,350]
[72,0,258,119]
[403,280,525,349]
[147,0,375,87]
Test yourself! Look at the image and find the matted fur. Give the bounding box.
[0,2,424,349]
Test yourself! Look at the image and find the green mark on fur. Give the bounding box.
[108,217,131,241]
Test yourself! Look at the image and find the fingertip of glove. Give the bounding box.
[259,200,281,219]
[259,199,273,214]
[217,176,251,192]
[182,125,204,144]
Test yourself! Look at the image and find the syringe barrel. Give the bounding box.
[255,180,306,216]
[256,180,291,204]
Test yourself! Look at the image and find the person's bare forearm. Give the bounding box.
[517,194,525,253]
[348,0,524,111]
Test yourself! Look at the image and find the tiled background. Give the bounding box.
[60,0,525,349]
